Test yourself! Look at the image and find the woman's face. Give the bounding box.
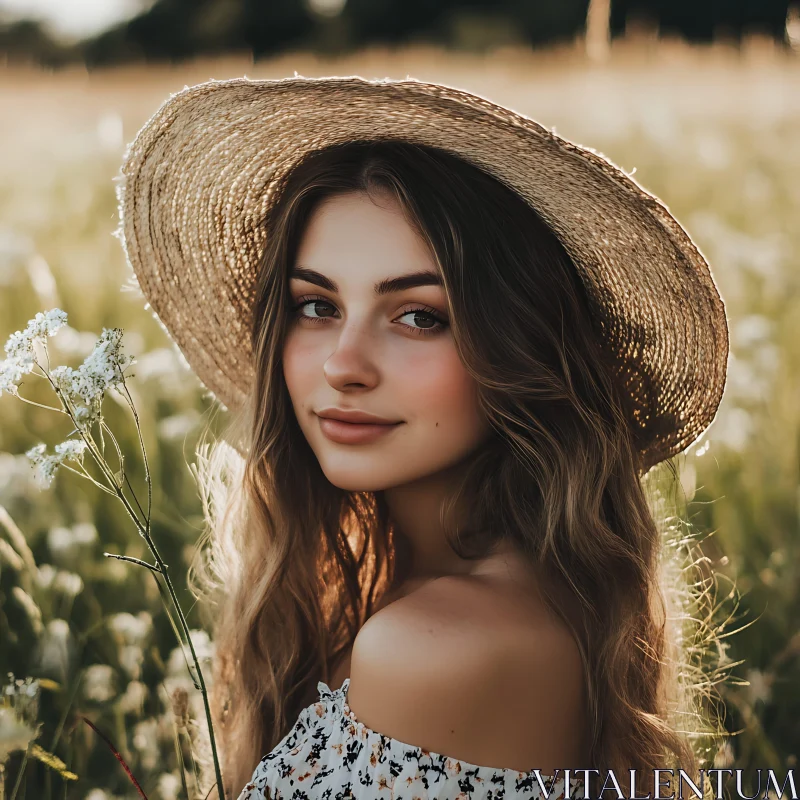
[282,190,492,492]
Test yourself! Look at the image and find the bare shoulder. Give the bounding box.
[348,575,588,774]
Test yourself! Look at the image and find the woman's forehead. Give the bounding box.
[292,192,442,292]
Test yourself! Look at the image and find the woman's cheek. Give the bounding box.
[392,341,487,444]
[282,334,319,412]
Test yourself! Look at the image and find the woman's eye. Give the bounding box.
[395,308,448,336]
[290,297,447,337]
[292,298,338,321]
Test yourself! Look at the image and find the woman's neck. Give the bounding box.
[382,458,489,582]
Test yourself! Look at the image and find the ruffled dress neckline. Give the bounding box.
[238,677,585,799]
[320,677,584,790]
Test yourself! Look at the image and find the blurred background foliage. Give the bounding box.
[0,0,798,67]
[1,1,800,797]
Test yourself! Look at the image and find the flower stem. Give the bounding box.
[119,380,153,529]
[9,741,31,800]
[100,418,149,525]
[24,352,227,798]
[103,552,162,573]
[119,378,226,796]
[157,554,225,796]
[15,394,67,414]
[59,462,118,495]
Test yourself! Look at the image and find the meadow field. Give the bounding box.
[0,38,799,798]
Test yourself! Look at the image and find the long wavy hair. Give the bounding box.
[189,140,725,798]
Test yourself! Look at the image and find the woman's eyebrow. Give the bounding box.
[290,266,443,295]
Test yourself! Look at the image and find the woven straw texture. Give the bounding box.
[116,75,728,472]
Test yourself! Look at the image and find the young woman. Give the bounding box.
[117,77,729,800]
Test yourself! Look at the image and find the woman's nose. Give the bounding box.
[322,319,381,391]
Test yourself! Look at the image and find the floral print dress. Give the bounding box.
[237,678,584,800]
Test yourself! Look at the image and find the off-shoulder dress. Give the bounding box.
[237,677,584,800]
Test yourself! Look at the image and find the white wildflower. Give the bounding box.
[66,327,134,407]
[108,611,152,645]
[28,309,68,339]
[0,707,39,762]
[119,645,144,681]
[188,629,214,663]
[71,522,97,545]
[161,673,194,703]
[117,680,148,715]
[26,443,58,488]
[157,771,182,800]
[47,525,95,570]
[2,315,135,422]
[132,718,159,771]
[167,629,214,676]
[39,327,134,419]
[2,675,39,701]
[1,310,68,396]
[35,619,73,680]
[745,668,773,706]
[47,525,74,557]
[73,405,93,422]
[0,673,42,762]
[3,331,36,367]
[25,443,45,460]
[53,570,83,597]
[49,364,73,391]
[0,358,25,395]
[54,439,88,461]
[83,664,116,703]
[25,437,87,488]
[84,791,124,800]
[49,366,99,427]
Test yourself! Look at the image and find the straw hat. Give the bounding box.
[115,75,728,472]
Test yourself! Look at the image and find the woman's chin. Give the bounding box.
[317,461,402,493]
[322,471,392,493]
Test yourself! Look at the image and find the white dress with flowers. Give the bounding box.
[236,678,583,800]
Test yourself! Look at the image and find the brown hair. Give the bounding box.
[190,140,724,798]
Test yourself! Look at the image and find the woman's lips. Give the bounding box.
[317,416,403,444]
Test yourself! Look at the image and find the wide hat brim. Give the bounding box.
[116,75,728,472]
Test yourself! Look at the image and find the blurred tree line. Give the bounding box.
[0,0,795,69]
